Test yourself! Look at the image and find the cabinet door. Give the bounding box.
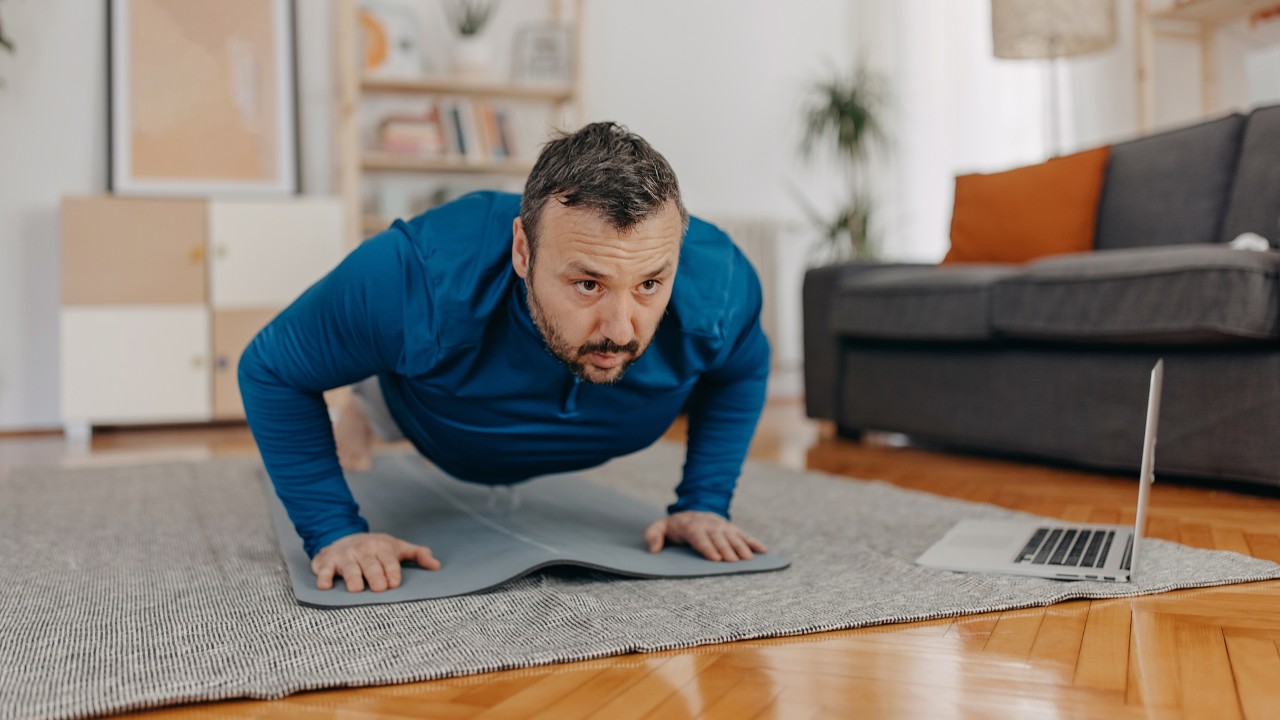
[61,306,211,423]
[208,198,344,309]
[61,197,207,305]
[212,308,279,420]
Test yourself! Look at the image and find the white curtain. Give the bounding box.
[855,0,1053,262]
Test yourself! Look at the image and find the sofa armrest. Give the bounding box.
[802,261,931,419]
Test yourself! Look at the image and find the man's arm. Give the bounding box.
[646,249,771,560]
[238,230,413,558]
[670,329,770,517]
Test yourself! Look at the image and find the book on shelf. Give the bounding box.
[456,99,486,164]
[374,99,521,165]
[377,107,447,157]
[494,106,518,159]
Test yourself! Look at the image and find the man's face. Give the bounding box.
[512,200,683,384]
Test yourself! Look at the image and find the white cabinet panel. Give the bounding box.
[208,198,344,309]
[61,306,211,423]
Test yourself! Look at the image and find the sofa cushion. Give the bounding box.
[832,265,1018,341]
[1219,104,1280,248]
[1094,113,1245,251]
[944,146,1110,264]
[991,245,1280,343]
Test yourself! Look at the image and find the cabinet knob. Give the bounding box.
[189,246,205,265]
[192,355,207,369]
[215,244,229,260]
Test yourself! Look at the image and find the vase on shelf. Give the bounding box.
[453,35,493,81]
[444,0,500,81]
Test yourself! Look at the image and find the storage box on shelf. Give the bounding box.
[59,196,344,438]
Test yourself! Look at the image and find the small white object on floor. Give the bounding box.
[1229,232,1271,251]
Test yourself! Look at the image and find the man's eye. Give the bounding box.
[575,280,599,294]
[639,279,661,294]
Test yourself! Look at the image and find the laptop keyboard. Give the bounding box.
[1016,527,1117,569]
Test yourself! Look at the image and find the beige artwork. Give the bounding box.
[128,0,282,182]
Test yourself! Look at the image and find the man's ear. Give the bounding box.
[511,217,531,279]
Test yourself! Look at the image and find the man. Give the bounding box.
[240,122,770,594]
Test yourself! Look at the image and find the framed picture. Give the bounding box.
[108,0,300,195]
[512,24,573,87]
[359,0,427,79]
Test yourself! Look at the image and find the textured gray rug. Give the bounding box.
[3,442,1280,720]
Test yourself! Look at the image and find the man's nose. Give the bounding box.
[598,294,637,347]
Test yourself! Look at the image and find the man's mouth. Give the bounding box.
[588,352,626,369]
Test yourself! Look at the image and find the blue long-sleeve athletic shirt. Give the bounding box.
[239,191,770,558]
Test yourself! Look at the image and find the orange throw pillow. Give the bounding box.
[943,145,1111,264]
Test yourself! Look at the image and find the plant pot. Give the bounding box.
[454,35,493,80]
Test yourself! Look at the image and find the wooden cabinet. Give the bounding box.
[60,196,344,435]
[208,198,344,308]
[212,308,279,420]
[60,197,207,305]
[61,306,211,423]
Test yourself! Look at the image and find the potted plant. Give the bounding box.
[0,1,14,87]
[795,64,888,263]
[445,0,500,80]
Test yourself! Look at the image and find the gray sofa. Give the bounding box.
[803,105,1280,487]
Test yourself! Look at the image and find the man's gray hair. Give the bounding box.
[520,122,689,262]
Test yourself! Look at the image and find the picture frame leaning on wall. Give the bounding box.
[108,0,300,196]
[511,23,572,88]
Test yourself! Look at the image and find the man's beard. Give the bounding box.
[524,281,653,385]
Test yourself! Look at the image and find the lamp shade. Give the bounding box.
[991,0,1116,59]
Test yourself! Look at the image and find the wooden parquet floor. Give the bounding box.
[3,399,1279,719]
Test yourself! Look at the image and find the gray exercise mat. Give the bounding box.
[267,454,791,607]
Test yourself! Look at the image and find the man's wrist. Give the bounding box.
[305,521,370,558]
[665,500,730,520]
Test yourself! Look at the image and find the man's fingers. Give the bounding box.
[744,533,768,554]
[643,520,667,553]
[409,545,442,571]
[688,533,721,562]
[711,532,740,562]
[381,554,402,589]
[728,533,755,561]
[361,556,389,592]
[314,564,335,590]
[339,561,365,593]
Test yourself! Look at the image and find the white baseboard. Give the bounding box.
[767,365,804,399]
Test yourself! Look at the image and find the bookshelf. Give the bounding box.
[1135,0,1279,131]
[334,0,584,249]
[361,77,575,103]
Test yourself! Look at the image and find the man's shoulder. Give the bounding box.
[398,191,520,258]
[672,217,760,339]
[392,191,521,350]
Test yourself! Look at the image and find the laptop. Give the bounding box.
[916,360,1163,582]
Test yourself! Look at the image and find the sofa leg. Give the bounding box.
[835,424,864,441]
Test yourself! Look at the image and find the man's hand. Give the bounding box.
[311,532,441,592]
[643,511,767,562]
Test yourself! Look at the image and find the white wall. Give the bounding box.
[579,0,856,377]
[581,0,852,222]
[0,1,106,431]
